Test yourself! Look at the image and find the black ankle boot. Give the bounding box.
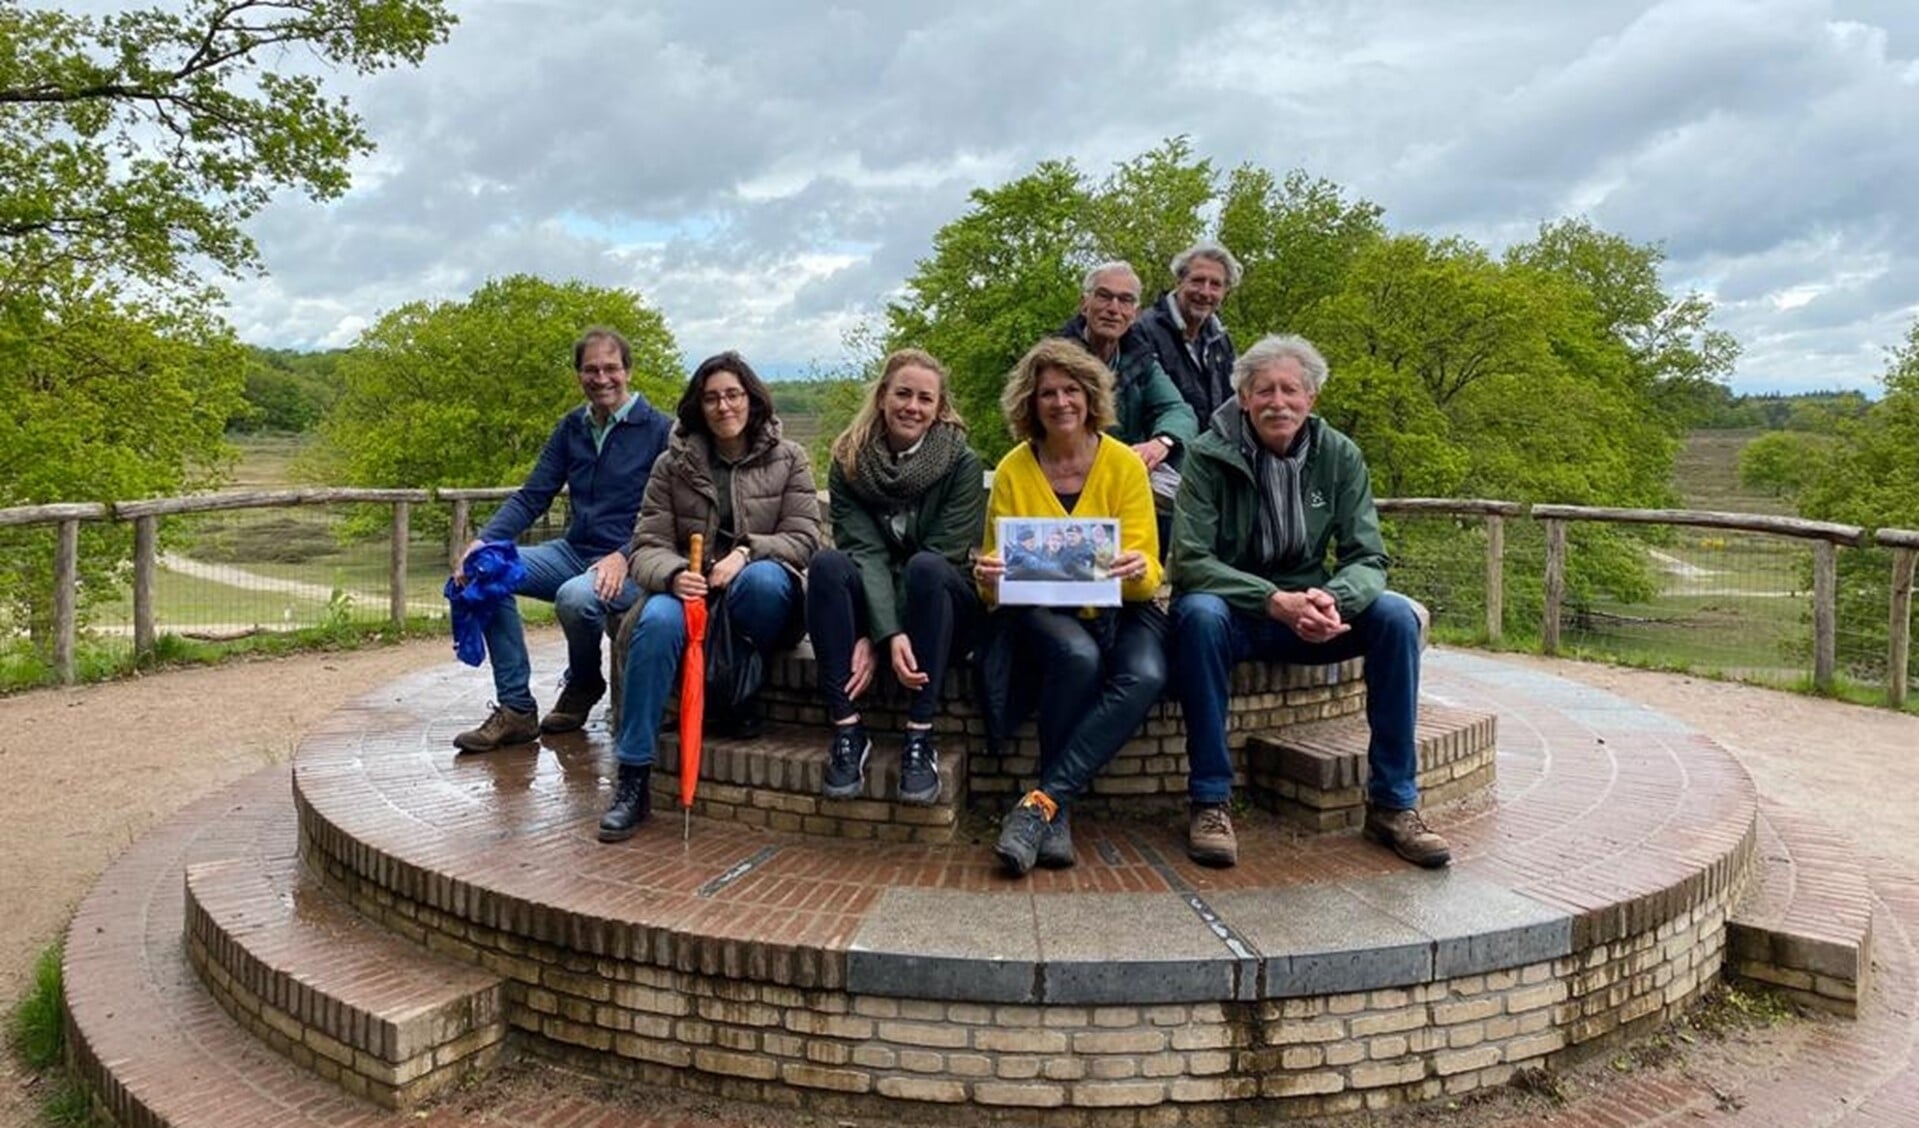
[597,763,651,842]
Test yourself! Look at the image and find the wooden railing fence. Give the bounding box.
[2,490,1915,708]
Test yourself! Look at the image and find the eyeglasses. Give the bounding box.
[1090,287,1139,308]
[580,364,625,377]
[702,389,748,408]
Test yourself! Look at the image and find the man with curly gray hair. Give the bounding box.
[1139,240,1241,421]
[1167,334,1450,871]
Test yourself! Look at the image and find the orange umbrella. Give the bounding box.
[678,534,707,840]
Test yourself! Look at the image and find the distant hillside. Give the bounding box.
[1673,429,1793,516]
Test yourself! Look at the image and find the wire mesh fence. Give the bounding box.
[1551,524,1811,687]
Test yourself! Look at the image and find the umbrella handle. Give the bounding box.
[688,533,704,575]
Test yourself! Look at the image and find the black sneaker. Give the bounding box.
[994,791,1052,876]
[897,728,940,805]
[1036,806,1075,869]
[822,723,871,799]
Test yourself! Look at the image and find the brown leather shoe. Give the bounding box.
[539,676,606,733]
[1187,803,1238,868]
[453,703,539,752]
[1363,805,1453,868]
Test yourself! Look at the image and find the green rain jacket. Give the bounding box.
[827,443,986,643]
[1167,409,1388,620]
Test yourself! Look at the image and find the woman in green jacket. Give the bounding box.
[805,349,985,806]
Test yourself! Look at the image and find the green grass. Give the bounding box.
[8,942,63,1070]
[6,940,92,1126]
[1674,429,1794,515]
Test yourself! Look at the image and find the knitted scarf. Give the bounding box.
[1222,406,1312,567]
[845,420,971,507]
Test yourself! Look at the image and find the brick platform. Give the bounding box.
[64,646,1915,1125]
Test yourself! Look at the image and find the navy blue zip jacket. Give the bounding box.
[477,397,673,560]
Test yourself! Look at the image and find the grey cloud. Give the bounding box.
[217,0,1919,397]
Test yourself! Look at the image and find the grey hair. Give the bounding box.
[1234,334,1329,397]
[1171,241,1243,288]
[1080,260,1141,295]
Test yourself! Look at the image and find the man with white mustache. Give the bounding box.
[1166,334,1450,871]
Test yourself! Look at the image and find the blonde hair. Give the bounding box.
[1000,338,1117,444]
[831,348,966,477]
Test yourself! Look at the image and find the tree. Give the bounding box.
[315,276,683,491]
[0,280,247,637]
[1218,166,1385,335]
[887,161,1092,462]
[1,0,455,301]
[1506,219,1738,426]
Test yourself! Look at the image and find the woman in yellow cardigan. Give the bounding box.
[973,338,1167,876]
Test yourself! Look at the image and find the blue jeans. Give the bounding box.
[1172,591,1423,810]
[614,560,802,768]
[484,539,638,713]
[1017,604,1169,805]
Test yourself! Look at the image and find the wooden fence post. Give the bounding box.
[133,515,157,659]
[1542,519,1566,656]
[54,518,79,684]
[449,498,470,572]
[1812,539,1838,693]
[1485,514,1505,644]
[390,501,410,629]
[1890,546,1916,710]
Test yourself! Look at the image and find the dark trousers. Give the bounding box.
[805,549,981,725]
[1014,603,1168,805]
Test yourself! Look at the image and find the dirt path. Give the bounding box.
[0,632,469,1127]
[1,641,1913,1125]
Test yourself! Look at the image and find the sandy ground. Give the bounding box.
[1,637,1914,1125]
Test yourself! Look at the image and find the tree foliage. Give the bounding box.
[1,0,455,300]
[885,141,1736,610]
[314,275,683,490]
[0,280,246,634]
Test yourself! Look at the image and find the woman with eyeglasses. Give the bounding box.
[599,352,822,842]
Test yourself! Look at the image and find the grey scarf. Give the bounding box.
[1219,404,1312,566]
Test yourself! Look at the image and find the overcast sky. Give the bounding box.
[229,0,1919,396]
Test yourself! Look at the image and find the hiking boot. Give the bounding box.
[995,791,1056,877]
[597,764,651,843]
[1187,803,1238,868]
[453,703,539,753]
[1036,806,1076,870]
[897,728,940,805]
[1364,805,1453,869]
[539,674,606,734]
[822,722,871,799]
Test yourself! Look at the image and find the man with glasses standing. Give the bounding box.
[1054,260,1197,476]
[452,326,674,752]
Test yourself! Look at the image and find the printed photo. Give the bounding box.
[997,516,1122,607]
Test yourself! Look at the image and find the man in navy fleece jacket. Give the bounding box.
[452,327,672,752]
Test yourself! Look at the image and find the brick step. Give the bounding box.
[649,720,967,843]
[66,767,426,1126]
[185,817,508,1109]
[1727,800,1875,1016]
[1245,704,1499,830]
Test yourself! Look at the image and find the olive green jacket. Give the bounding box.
[827,444,985,642]
[1167,412,1388,620]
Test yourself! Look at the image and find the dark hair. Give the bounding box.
[573,326,632,371]
[677,350,776,446]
